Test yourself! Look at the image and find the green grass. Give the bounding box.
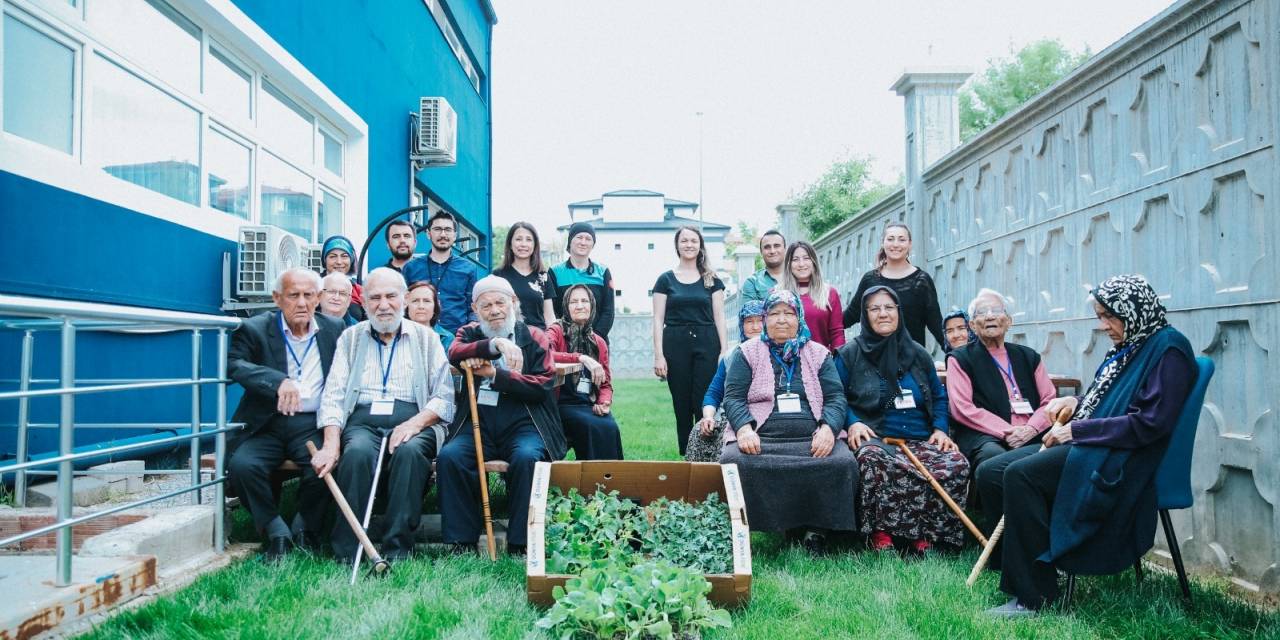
[80,379,1279,639]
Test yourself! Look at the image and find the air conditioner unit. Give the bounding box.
[302,243,324,273]
[236,225,306,297]
[413,97,457,167]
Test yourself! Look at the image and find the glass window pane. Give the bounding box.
[91,55,199,205]
[87,0,200,97]
[260,152,313,239]
[206,128,250,219]
[206,47,251,122]
[3,16,74,153]
[318,190,343,240]
[260,81,312,164]
[321,129,342,176]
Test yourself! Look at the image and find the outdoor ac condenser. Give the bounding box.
[414,97,457,166]
[302,243,324,274]
[236,225,305,297]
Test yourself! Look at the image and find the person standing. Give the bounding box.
[652,226,727,456]
[780,241,845,350]
[546,222,615,340]
[842,223,945,350]
[402,211,478,335]
[493,222,554,330]
[740,230,786,302]
[320,234,363,312]
[383,219,417,272]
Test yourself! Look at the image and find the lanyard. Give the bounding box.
[772,353,796,392]
[1094,344,1135,380]
[279,313,315,378]
[376,333,401,397]
[990,353,1021,399]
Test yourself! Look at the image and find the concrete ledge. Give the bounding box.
[0,554,156,640]
[80,506,215,568]
[89,461,144,493]
[25,477,110,508]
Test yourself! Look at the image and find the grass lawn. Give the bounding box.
[81,379,1278,639]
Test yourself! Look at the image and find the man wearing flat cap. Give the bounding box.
[437,275,566,555]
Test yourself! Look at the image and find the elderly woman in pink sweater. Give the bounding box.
[720,290,856,553]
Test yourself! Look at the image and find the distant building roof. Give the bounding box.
[558,215,731,234]
[568,191,700,209]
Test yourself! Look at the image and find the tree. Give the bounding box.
[792,155,896,238]
[490,224,508,270]
[959,39,1091,141]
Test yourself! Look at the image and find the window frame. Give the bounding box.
[0,4,83,158]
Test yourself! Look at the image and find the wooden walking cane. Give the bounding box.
[306,441,391,576]
[883,437,988,547]
[350,435,388,585]
[464,367,498,561]
[965,405,1074,587]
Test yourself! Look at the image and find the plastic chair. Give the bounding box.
[1064,356,1214,606]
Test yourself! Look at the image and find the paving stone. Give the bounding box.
[25,476,110,508]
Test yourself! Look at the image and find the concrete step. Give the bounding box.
[79,506,215,568]
[89,460,145,493]
[25,476,111,508]
[0,554,156,640]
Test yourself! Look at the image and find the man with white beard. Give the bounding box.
[437,275,566,555]
[318,268,455,563]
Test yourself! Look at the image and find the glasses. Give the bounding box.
[429,226,455,234]
[973,306,1006,318]
[866,304,899,315]
[322,289,351,298]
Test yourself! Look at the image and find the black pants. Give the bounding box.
[227,412,329,536]
[560,403,624,460]
[331,401,437,561]
[977,444,1070,609]
[437,422,546,546]
[663,324,719,455]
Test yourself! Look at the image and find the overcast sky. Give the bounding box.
[489,0,1174,240]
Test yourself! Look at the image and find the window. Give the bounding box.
[321,128,342,176]
[206,127,250,219]
[614,290,622,297]
[260,80,313,164]
[318,189,343,239]
[91,54,200,205]
[259,151,313,239]
[206,45,251,122]
[648,243,655,250]
[614,243,622,250]
[422,0,483,94]
[88,0,201,97]
[3,14,74,154]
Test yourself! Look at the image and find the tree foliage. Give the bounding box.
[959,39,1091,141]
[724,221,763,271]
[490,224,508,270]
[792,155,896,238]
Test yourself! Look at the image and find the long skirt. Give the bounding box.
[720,413,858,533]
[685,413,728,463]
[856,438,970,546]
[560,403,624,460]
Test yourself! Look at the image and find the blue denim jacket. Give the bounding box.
[402,254,478,334]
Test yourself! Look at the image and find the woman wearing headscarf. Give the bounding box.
[320,235,363,313]
[544,285,623,460]
[720,290,855,552]
[942,308,977,354]
[837,286,967,557]
[979,275,1197,616]
[685,300,766,462]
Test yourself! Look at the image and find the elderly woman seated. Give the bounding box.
[720,290,855,553]
[405,282,454,351]
[942,308,977,354]
[685,300,766,462]
[544,285,624,460]
[838,286,969,556]
[979,275,1198,616]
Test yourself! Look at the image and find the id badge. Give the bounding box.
[576,377,592,395]
[1011,399,1035,415]
[371,399,395,416]
[478,386,500,406]
[894,389,917,410]
[777,393,802,413]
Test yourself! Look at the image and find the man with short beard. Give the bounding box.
[437,275,566,555]
[741,229,786,302]
[402,211,478,334]
[318,268,455,563]
[384,219,417,272]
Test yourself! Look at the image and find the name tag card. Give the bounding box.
[1011,399,1035,415]
[894,389,917,410]
[371,399,395,416]
[777,393,802,413]
[478,386,500,406]
[576,377,592,395]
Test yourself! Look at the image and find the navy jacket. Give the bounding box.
[402,254,478,334]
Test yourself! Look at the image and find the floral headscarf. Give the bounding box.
[942,307,977,354]
[761,289,810,363]
[1074,274,1169,420]
[739,300,766,342]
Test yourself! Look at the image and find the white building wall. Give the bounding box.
[583,228,726,313]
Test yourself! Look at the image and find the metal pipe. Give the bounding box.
[24,468,188,476]
[189,330,202,504]
[15,331,33,507]
[0,294,241,328]
[0,377,227,401]
[214,329,228,553]
[0,425,243,475]
[56,318,75,586]
[10,422,225,430]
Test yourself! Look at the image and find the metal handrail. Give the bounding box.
[0,294,241,586]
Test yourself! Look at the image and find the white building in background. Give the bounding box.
[558,189,731,314]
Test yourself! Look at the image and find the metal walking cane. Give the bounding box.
[883,437,988,546]
[350,435,389,585]
[306,441,391,576]
[464,367,498,561]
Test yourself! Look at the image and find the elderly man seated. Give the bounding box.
[438,275,566,555]
[320,272,359,327]
[947,288,1056,473]
[227,268,344,561]
[318,268,455,563]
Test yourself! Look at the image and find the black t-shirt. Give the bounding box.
[653,270,725,326]
[494,265,549,329]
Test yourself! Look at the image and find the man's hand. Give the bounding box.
[592,402,611,416]
[929,429,958,452]
[736,425,761,455]
[1043,421,1074,448]
[811,426,835,458]
[1005,424,1038,449]
[580,355,606,385]
[310,442,339,478]
[388,418,424,453]
[847,422,876,449]
[277,379,301,416]
[462,357,496,379]
[493,338,524,372]
[1045,396,1079,421]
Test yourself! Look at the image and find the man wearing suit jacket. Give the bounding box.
[228,267,344,561]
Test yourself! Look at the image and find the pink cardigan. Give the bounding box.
[801,286,846,350]
[945,345,1055,438]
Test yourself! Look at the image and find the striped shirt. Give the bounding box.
[357,325,416,404]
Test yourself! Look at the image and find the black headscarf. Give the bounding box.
[854,285,916,397]
[557,285,599,360]
[941,307,977,354]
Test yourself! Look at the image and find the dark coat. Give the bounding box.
[227,311,343,449]
[446,321,567,460]
[837,338,939,431]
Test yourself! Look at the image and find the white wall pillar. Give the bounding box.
[891,68,971,237]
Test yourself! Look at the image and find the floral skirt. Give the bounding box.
[856,438,970,546]
[684,413,728,463]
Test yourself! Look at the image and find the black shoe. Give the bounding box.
[263,536,293,563]
[506,543,527,557]
[293,530,323,555]
[801,532,827,556]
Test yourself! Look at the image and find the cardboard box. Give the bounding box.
[526,460,752,608]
